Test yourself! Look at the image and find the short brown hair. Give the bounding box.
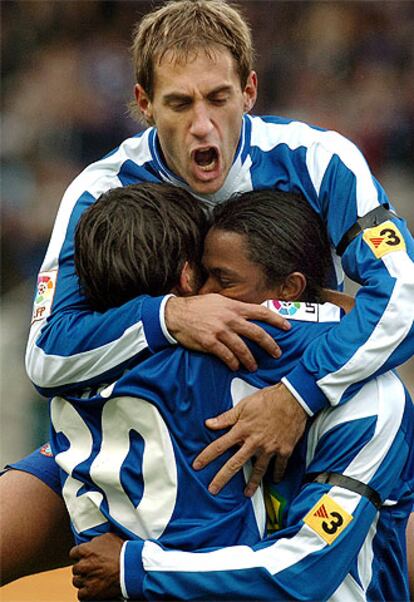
[75,183,208,311]
[131,0,254,100]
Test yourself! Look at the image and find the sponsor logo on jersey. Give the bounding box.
[40,442,53,457]
[363,220,406,259]
[32,270,57,323]
[304,493,353,545]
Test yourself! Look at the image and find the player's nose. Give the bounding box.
[189,103,214,138]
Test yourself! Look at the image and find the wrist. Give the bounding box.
[160,294,178,344]
[121,540,146,599]
[164,295,185,339]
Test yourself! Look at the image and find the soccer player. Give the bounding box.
[2,0,414,583]
[63,185,413,601]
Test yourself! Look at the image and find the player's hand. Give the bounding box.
[193,383,308,495]
[70,533,123,600]
[165,294,290,371]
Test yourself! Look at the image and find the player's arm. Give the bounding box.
[284,133,414,415]
[71,374,413,600]
[25,183,173,396]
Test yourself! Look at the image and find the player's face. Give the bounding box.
[135,49,257,195]
[200,228,282,304]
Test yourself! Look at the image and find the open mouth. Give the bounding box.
[192,147,219,172]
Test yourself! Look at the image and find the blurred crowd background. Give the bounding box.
[1,1,413,465]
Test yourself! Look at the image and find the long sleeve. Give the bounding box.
[25,133,173,396]
[121,372,413,601]
[250,121,414,414]
[285,214,414,413]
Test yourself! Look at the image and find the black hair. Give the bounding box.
[211,189,332,302]
[75,183,208,311]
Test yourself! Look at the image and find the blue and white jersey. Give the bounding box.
[49,303,338,548]
[120,371,414,601]
[26,115,414,413]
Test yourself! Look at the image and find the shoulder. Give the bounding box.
[61,127,156,205]
[247,114,361,160]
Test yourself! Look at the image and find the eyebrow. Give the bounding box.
[208,266,240,279]
[163,85,234,104]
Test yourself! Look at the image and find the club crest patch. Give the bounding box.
[40,443,53,457]
[304,493,353,545]
[32,270,57,323]
[363,220,406,259]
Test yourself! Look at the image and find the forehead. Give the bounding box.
[203,228,252,270]
[153,47,241,96]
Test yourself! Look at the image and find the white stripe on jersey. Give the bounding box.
[330,573,367,601]
[27,321,147,389]
[249,117,379,216]
[357,514,379,594]
[306,372,405,483]
[40,129,153,273]
[142,484,362,576]
[318,255,414,405]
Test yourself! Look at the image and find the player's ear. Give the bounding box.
[174,262,196,296]
[243,71,257,113]
[277,272,307,301]
[134,84,154,124]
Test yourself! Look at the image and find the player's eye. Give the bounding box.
[209,97,227,106]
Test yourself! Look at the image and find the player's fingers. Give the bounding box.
[204,406,239,431]
[244,453,272,497]
[206,339,240,371]
[69,545,84,561]
[217,330,258,371]
[77,585,91,601]
[193,428,241,470]
[231,320,282,360]
[72,574,84,589]
[207,444,256,495]
[240,303,290,331]
[72,560,90,576]
[273,453,289,483]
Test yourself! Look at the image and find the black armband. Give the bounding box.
[304,471,382,510]
[336,205,399,257]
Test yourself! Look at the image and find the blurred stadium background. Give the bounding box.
[1,0,413,470]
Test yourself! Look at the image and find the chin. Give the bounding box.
[190,177,224,195]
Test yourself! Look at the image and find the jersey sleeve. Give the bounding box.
[4,444,62,497]
[25,183,173,397]
[120,373,413,601]
[283,131,414,414]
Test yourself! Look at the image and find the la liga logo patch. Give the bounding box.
[32,270,57,323]
[272,300,301,316]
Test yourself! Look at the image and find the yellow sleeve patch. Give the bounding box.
[303,494,353,545]
[363,220,406,259]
